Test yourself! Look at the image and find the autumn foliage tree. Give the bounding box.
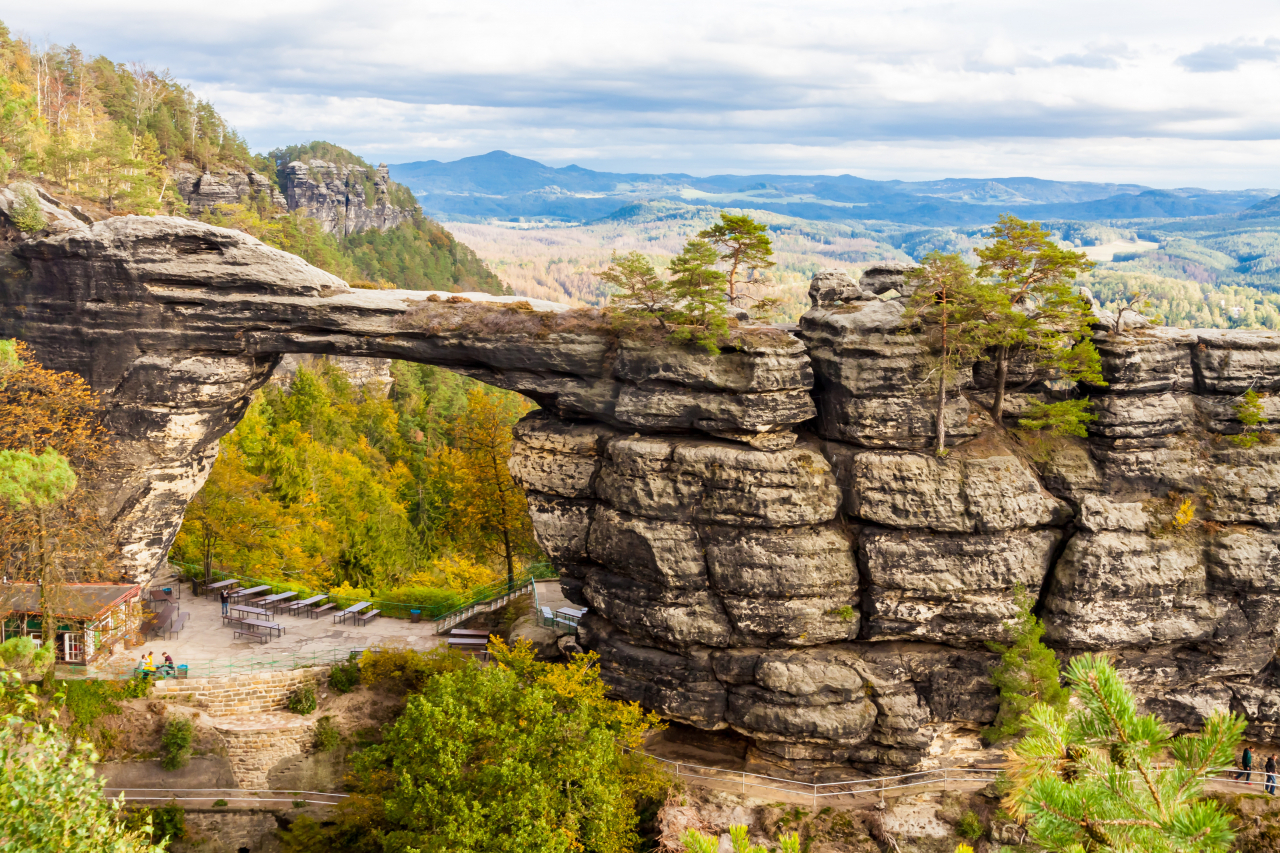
[453,386,538,591]
[0,339,113,666]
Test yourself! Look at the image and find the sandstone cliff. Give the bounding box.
[4,212,1280,777]
[175,158,414,236]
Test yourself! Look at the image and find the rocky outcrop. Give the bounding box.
[174,159,414,237]
[8,213,1280,775]
[174,165,287,214]
[0,215,810,580]
[280,159,413,235]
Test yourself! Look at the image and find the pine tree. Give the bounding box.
[983,585,1068,743]
[666,239,730,354]
[1229,387,1268,448]
[598,251,670,326]
[976,215,1105,425]
[902,252,1000,455]
[697,212,777,307]
[1009,654,1243,853]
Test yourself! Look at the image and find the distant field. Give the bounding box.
[1083,239,1160,262]
[443,216,909,321]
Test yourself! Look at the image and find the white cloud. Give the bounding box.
[5,0,1280,186]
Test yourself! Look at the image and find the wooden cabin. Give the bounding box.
[0,583,141,663]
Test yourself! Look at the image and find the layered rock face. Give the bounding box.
[280,160,413,235]
[510,267,1280,773]
[0,215,807,580]
[6,212,1280,775]
[175,165,287,214]
[174,160,413,237]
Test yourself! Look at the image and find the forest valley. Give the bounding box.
[169,363,545,607]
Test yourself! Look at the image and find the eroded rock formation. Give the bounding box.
[5,212,1280,775]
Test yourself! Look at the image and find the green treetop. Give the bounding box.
[1009,653,1243,853]
[976,215,1104,425]
[0,670,167,852]
[903,252,1001,456]
[697,212,777,306]
[983,585,1069,743]
[665,238,732,353]
[597,250,671,326]
[0,447,77,510]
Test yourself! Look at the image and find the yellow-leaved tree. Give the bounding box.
[452,386,540,590]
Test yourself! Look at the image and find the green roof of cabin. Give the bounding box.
[0,584,140,620]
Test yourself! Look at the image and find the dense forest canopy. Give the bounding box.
[169,362,543,605]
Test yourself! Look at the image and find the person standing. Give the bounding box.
[1239,746,1254,784]
[220,588,229,616]
[1267,755,1277,796]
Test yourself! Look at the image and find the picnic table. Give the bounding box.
[145,604,176,639]
[229,585,270,601]
[334,602,370,625]
[449,628,489,638]
[148,589,175,611]
[556,607,585,623]
[447,636,490,659]
[239,618,284,639]
[261,591,298,613]
[231,605,268,618]
[205,579,239,598]
[288,594,327,616]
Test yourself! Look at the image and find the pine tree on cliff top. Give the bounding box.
[984,585,1069,744]
[902,252,1001,456]
[976,215,1104,425]
[1008,654,1243,853]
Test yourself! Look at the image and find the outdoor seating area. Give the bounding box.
[540,605,587,634]
[141,583,190,643]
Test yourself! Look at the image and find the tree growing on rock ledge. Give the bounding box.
[983,585,1068,744]
[976,215,1104,426]
[903,252,1001,455]
[697,211,778,309]
[1009,654,1243,853]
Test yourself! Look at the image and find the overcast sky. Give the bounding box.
[8,1,1280,187]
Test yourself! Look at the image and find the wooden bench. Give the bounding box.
[354,609,381,627]
[310,603,336,619]
[168,612,190,640]
[233,629,269,644]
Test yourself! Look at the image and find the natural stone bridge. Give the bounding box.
[5,215,1280,776]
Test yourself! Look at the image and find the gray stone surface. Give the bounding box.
[14,220,1280,775]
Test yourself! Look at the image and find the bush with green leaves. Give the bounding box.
[8,185,46,233]
[956,810,984,841]
[280,638,665,853]
[287,682,318,715]
[1009,653,1244,852]
[314,715,340,752]
[160,716,194,771]
[683,825,800,853]
[0,670,164,852]
[328,658,361,694]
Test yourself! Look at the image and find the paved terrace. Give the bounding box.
[89,578,569,678]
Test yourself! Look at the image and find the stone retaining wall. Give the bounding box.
[151,667,328,715]
[213,713,315,790]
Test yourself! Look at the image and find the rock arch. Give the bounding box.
[7,215,1280,774]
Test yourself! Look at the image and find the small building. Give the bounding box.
[0,583,142,663]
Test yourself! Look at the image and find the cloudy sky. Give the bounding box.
[8,1,1280,187]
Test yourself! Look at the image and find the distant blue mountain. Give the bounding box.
[388,151,1275,226]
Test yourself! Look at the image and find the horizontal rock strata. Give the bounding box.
[8,214,1280,774]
